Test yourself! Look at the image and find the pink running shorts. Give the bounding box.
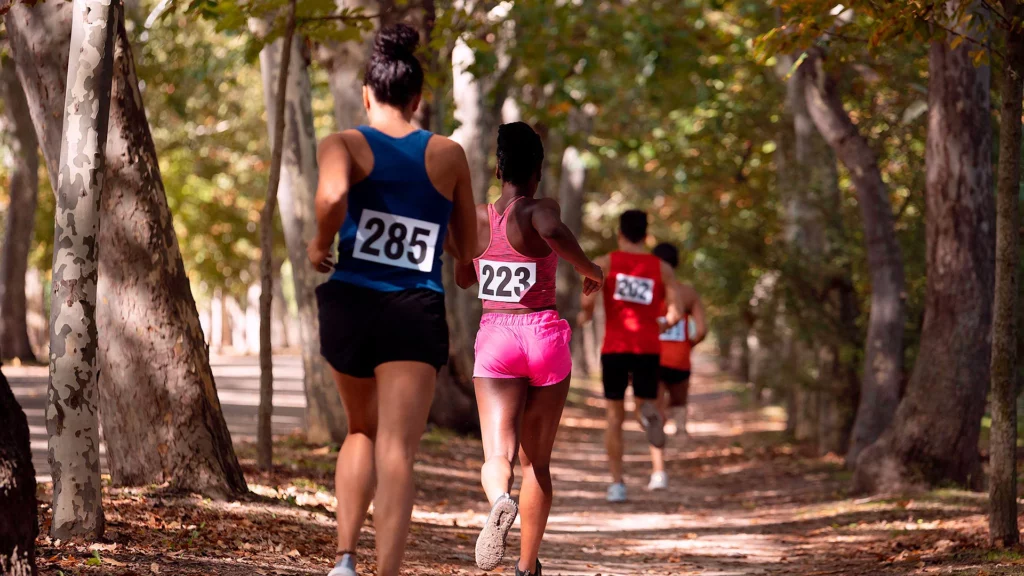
[473,310,572,386]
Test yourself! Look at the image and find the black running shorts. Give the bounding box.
[660,366,692,407]
[601,353,660,401]
[316,280,449,378]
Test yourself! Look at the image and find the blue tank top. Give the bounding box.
[330,126,453,293]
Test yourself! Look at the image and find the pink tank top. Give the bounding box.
[473,197,558,310]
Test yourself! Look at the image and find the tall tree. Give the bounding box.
[855,6,995,492]
[800,47,906,465]
[0,362,37,576]
[988,0,1024,547]
[48,0,118,538]
[5,0,248,498]
[0,54,40,364]
[254,17,347,446]
[256,0,298,470]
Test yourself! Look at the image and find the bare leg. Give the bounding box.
[605,400,626,483]
[331,368,378,560]
[517,375,571,573]
[372,361,437,576]
[475,377,529,504]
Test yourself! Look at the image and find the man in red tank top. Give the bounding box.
[579,210,683,503]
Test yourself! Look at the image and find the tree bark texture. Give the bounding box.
[555,145,588,374]
[48,0,118,538]
[6,1,247,498]
[0,55,40,364]
[321,0,374,131]
[801,48,906,466]
[257,23,347,445]
[0,369,38,575]
[987,0,1024,547]
[257,0,298,471]
[855,23,996,493]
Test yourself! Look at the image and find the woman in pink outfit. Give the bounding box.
[452,122,604,576]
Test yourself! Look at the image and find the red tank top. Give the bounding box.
[473,197,558,310]
[602,251,664,355]
[660,310,692,371]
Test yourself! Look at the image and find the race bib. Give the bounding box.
[353,209,439,272]
[660,317,686,342]
[478,260,536,303]
[613,273,655,305]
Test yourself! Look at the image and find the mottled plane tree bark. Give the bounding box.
[47,0,118,539]
[855,7,995,492]
[5,0,247,498]
[0,54,40,363]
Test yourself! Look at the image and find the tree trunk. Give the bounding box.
[48,0,118,538]
[255,21,347,445]
[801,48,907,467]
[0,55,40,364]
[257,0,298,471]
[0,368,37,576]
[988,0,1024,547]
[320,0,374,131]
[6,1,248,498]
[855,21,995,493]
[556,145,588,374]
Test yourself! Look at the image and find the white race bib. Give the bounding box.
[353,209,439,272]
[478,260,536,303]
[613,273,655,305]
[660,317,686,342]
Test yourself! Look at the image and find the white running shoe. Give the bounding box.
[607,482,628,503]
[328,554,357,576]
[648,471,668,491]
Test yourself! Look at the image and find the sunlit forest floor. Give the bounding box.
[23,355,1024,575]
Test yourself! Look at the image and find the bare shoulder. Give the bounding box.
[425,135,469,199]
[595,253,611,271]
[531,197,561,212]
[321,130,372,182]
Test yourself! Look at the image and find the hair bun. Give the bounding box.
[374,23,420,58]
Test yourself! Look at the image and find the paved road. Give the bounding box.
[7,355,307,480]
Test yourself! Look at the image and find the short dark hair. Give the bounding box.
[619,209,648,244]
[364,24,423,109]
[496,122,544,186]
[652,242,679,269]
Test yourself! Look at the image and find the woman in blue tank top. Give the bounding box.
[306,23,477,576]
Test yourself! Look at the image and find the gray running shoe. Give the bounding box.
[607,482,627,503]
[476,493,519,570]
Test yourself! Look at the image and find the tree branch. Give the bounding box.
[298,11,383,24]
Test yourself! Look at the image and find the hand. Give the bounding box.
[579,262,604,296]
[657,317,670,334]
[307,239,335,273]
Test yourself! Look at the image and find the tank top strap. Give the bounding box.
[355,126,432,180]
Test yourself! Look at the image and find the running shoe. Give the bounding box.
[639,402,667,448]
[516,559,542,576]
[327,554,357,576]
[648,471,668,491]
[607,482,627,503]
[476,493,519,570]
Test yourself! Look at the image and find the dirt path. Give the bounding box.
[31,354,1024,575]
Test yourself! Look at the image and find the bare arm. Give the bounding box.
[445,143,477,262]
[579,254,610,325]
[307,133,352,272]
[531,198,602,287]
[661,261,684,329]
[677,283,708,345]
[454,259,477,289]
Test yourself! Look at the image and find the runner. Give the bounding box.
[452,122,604,576]
[648,242,706,490]
[306,24,477,576]
[653,242,707,437]
[578,210,683,503]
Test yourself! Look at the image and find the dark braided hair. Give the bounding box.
[364,23,423,109]
[496,122,544,187]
